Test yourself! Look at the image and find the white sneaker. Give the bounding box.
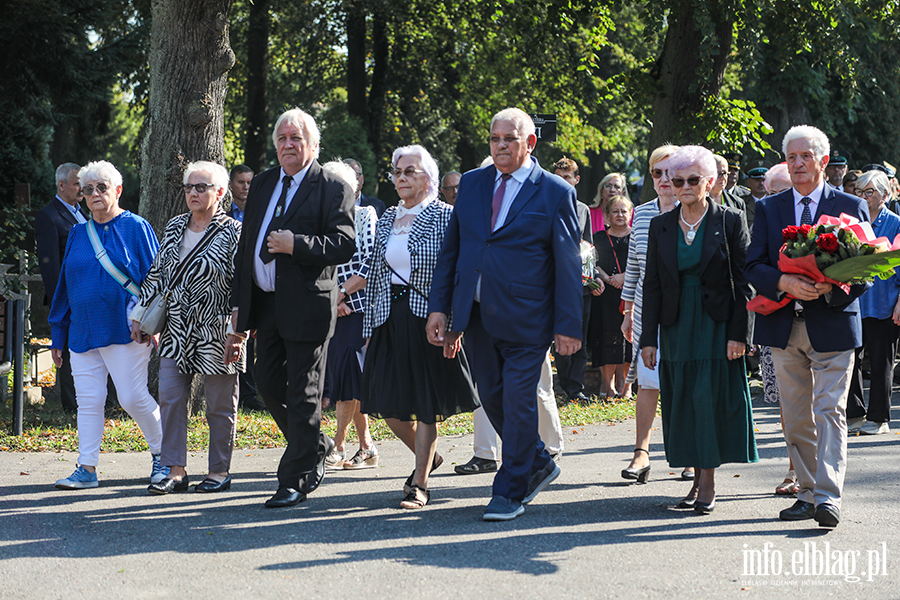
[859,421,889,435]
[847,416,866,433]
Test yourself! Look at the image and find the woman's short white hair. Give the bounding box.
[668,145,716,179]
[272,108,321,159]
[782,125,830,161]
[391,144,440,202]
[322,160,358,190]
[856,170,891,197]
[764,163,792,194]
[78,160,122,188]
[490,107,536,139]
[183,161,230,192]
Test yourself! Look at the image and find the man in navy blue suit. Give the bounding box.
[427,107,582,521]
[745,125,869,529]
[34,163,86,415]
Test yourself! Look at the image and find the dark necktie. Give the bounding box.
[800,197,813,225]
[491,173,512,231]
[259,175,293,264]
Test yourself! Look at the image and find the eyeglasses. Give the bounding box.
[603,183,624,191]
[671,177,704,188]
[651,169,666,179]
[717,171,728,178]
[389,168,425,179]
[854,188,880,198]
[184,183,214,193]
[81,183,110,196]
[441,185,459,192]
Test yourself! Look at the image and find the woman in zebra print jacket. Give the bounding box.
[131,161,245,496]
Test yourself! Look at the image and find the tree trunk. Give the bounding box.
[346,0,367,123]
[642,0,732,202]
[244,0,269,174]
[367,7,390,167]
[140,0,235,236]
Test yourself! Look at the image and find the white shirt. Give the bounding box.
[253,163,313,292]
[791,179,826,225]
[56,195,86,224]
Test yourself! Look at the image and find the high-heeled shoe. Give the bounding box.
[676,496,696,509]
[621,448,650,483]
[694,495,715,514]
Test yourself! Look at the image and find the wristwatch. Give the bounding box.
[339,284,347,295]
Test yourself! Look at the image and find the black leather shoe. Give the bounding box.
[569,392,591,403]
[148,476,189,495]
[814,503,840,528]
[300,435,335,495]
[195,476,231,493]
[264,486,305,508]
[779,499,815,521]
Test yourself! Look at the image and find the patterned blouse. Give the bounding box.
[363,199,453,338]
[336,204,377,314]
[134,212,244,375]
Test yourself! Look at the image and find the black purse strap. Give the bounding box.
[384,258,429,301]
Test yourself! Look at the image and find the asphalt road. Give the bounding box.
[1,398,897,599]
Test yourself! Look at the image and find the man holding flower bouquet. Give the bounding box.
[745,125,870,529]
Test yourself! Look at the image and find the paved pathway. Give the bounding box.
[1,399,898,599]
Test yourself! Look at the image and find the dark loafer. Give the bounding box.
[264,486,305,508]
[454,456,498,475]
[195,476,231,493]
[779,499,815,521]
[814,503,840,528]
[148,476,189,495]
[300,435,335,495]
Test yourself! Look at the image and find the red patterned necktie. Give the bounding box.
[491,173,512,231]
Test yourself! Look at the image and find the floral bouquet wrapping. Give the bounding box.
[580,240,602,291]
[747,213,900,315]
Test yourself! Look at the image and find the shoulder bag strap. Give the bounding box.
[166,217,227,291]
[384,259,430,301]
[86,219,141,297]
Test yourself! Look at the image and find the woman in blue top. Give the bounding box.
[49,161,164,490]
[849,170,900,436]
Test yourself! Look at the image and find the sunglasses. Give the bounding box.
[651,169,666,179]
[184,183,214,193]
[671,177,704,188]
[81,183,110,196]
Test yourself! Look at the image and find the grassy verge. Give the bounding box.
[0,395,636,453]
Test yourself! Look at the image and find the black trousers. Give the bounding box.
[552,291,590,397]
[238,337,258,401]
[252,287,331,489]
[58,346,77,413]
[849,317,898,424]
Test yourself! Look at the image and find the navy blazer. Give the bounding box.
[34,198,84,306]
[640,201,753,348]
[359,193,386,218]
[744,185,870,352]
[230,161,356,342]
[429,158,582,345]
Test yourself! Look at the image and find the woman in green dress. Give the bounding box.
[640,145,758,514]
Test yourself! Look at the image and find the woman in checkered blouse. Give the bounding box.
[360,145,478,510]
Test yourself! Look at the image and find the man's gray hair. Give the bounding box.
[78,160,123,188]
[323,160,359,190]
[782,125,830,161]
[856,170,891,197]
[490,107,536,139]
[272,108,321,159]
[441,171,461,186]
[342,158,362,174]
[56,162,80,185]
[391,145,440,202]
[183,161,230,192]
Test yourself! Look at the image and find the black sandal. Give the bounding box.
[400,484,430,509]
[403,453,443,496]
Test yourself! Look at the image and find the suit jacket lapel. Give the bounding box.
[816,185,835,223]
[497,160,542,231]
[659,212,680,283]
[482,168,495,236]
[700,202,724,275]
[54,200,78,226]
[244,168,279,235]
[281,161,321,224]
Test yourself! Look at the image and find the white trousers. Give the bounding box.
[70,342,162,466]
[473,350,564,460]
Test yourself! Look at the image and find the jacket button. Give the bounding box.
[475,269,480,273]
[485,243,490,247]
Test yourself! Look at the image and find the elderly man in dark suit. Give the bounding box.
[342,158,386,217]
[427,107,582,521]
[230,108,356,508]
[34,163,86,414]
[745,125,870,529]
